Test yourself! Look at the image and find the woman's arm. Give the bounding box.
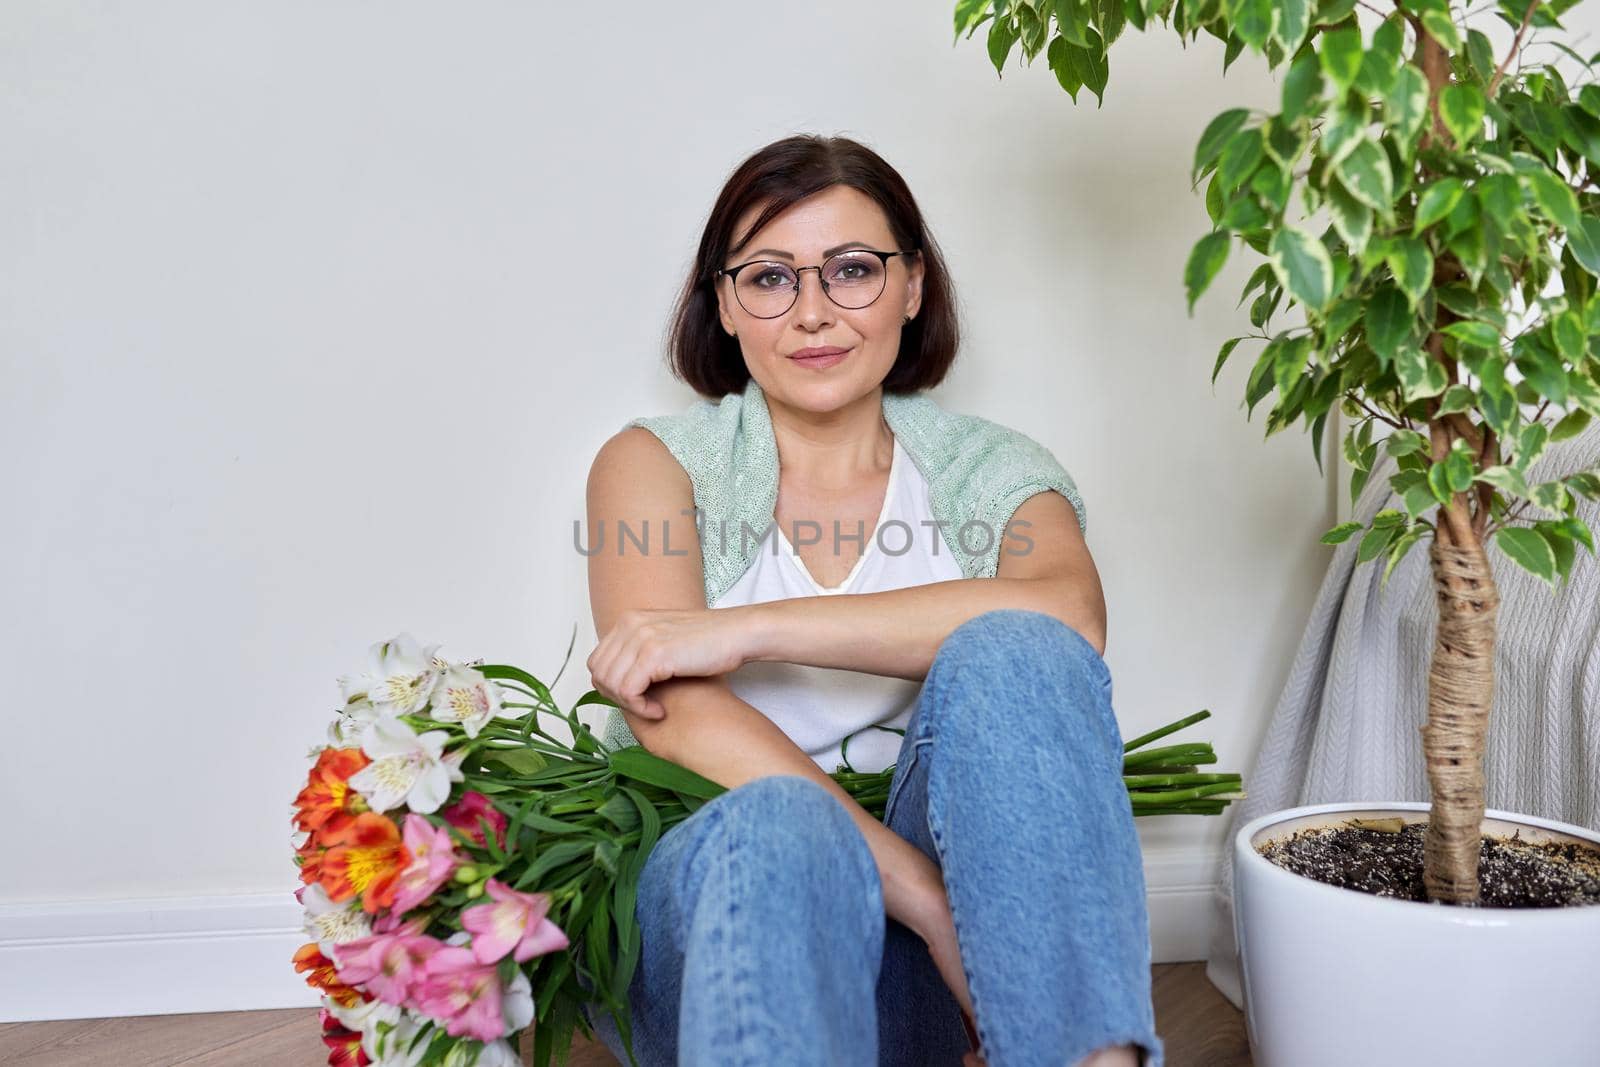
[584,429,963,972]
[743,488,1107,677]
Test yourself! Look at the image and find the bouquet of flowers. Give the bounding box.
[290,633,1243,1067]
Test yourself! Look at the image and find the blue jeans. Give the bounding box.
[584,608,1163,1067]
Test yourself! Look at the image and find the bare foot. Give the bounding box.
[1075,1044,1140,1067]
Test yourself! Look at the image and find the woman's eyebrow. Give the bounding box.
[744,241,876,260]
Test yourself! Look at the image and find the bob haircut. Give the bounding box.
[667,134,960,399]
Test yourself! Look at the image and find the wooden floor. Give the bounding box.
[0,962,1250,1066]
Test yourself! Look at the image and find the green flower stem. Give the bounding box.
[1127,782,1247,805]
[1122,709,1213,752]
[1122,772,1242,788]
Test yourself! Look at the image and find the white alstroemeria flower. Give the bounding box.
[444,1039,520,1067]
[363,1011,432,1067]
[327,990,401,1034]
[427,665,504,738]
[301,883,373,952]
[327,713,366,747]
[342,633,446,718]
[501,968,534,1033]
[349,715,465,814]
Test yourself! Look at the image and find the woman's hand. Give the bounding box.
[586,606,758,720]
[899,877,986,1064]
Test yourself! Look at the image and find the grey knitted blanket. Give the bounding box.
[1204,422,1600,1008]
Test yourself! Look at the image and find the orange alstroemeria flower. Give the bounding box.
[319,812,411,914]
[292,942,363,1007]
[296,833,326,887]
[295,747,372,842]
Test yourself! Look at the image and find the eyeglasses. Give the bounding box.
[713,248,920,319]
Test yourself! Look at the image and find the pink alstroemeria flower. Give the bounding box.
[441,791,507,850]
[460,878,570,965]
[389,814,459,914]
[409,945,506,1042]
[330,930,446,1006]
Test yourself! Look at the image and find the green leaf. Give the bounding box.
[1366,285,1411,366]
[1538,522,1578,583]
[1526,165,1582,231]
[1321,520,1366,544]
[1068,29,1110,106]
[1387,237,1434,308]
[1414,179,1465,233]
[1047,36,1085,99]
[1385,428,1429,456]
[1466,28,1496,81]
[1319,25,1363,93]
[1282,52,1324,123]
[1397,345,1449,401]
[1530,480,1570,513]
[1439,83,1485,149]
[1516,420,1551,471]
[608,745,726,799]
[1473,353,1519,436]
[1476,464,1530,498]
[1567,217,1600,276]
[1217,127,1265,193]
[1273,335,1312,397]
[1185,231,1231,313]
[1357,522,1400,563]
[1381,527,1426,586]
[1427,459,1454,504]
[1327,177,1373,256]
[1275,0,1312,54]
[1269,226,1335,311]
[1337,140,1395,212]
[481,747,548,776]
[1442,320,1501,348]
[1445,445,1476,493]
[1385,65,1428,143]
[1436,383,1476,415]
[1494,526,1557,585]
[987,16,1019,76]
[1419,7,1461,51]
[1552,514,1596,554]
[1551,407,1593,441]
[1229,0,1277,50]
[1212,336,1245,385]
[1554,310,1586,363]
[1475,174,1520,231]
[1194,108,1252,182]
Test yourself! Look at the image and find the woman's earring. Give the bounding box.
[903,315,912,324]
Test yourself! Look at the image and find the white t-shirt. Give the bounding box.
[711,435,964,773]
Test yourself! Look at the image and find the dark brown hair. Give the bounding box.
[666,134,960,399]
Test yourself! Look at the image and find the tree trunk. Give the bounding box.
[1421,529,1501,904]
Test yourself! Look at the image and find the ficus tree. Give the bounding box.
[956,0,1600,905]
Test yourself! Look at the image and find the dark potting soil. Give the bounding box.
[1257,820,1600,907]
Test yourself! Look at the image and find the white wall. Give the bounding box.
[3,0,1337,975]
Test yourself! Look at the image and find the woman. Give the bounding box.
[583,134,1161,1067]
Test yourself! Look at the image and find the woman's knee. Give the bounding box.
[678,775,882,908]
[939,608,1103,673]
[925,609,1119,755]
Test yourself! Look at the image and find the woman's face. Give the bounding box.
[715,185,924,414]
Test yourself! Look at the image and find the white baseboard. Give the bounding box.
[0,849,1221,1022]
[1143,846,1224,964]
[0,892,319,1022]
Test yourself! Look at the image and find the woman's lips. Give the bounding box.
[790,347,851,369]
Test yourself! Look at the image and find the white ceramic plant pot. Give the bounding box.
[1232,801,1600,1067]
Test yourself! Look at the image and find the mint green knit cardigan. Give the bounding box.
[598,375,1087,753]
